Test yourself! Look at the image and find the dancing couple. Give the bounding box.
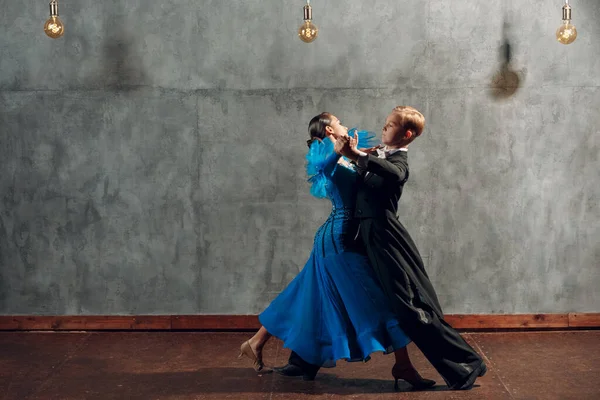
[239,106,487,391]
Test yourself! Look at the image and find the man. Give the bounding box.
[335,106,487,390]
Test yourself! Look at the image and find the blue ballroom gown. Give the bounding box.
[259,135,411,367]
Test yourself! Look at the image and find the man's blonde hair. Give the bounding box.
[392,106,425,137]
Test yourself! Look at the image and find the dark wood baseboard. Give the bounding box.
[0,313,598,331]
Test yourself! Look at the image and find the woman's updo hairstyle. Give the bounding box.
[306,112,333,148]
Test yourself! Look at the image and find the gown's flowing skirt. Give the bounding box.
[259,212,411,367]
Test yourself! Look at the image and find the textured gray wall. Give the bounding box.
[1,0,598,315]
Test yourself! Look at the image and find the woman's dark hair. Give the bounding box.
[306,112,333,148]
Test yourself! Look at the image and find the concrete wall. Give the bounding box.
[1,0,599,315]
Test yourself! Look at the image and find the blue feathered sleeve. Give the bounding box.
[305,129,379,199]
[305,139,340,199]
[348,128,378,150]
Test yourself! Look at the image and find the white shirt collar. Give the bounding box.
[385,146,408,154]
[377,146,408,157]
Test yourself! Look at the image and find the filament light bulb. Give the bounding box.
[556,2,577,45]
[44,1,64,39]
[298,3,318,43]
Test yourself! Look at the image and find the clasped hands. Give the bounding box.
[335,133,380,161]
[334,134,359,161]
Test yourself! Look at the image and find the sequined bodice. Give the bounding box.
[312,163,360,257]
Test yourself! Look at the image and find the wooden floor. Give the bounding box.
[1,330,599,399]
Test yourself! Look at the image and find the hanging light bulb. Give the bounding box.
[298,0,318,43]
[44,0,64,39]
[556,0,577,45]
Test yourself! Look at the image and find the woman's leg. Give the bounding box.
[248,326,272,355]
[239,326,273,373]
[392,346,436,390]
[394,346,415,369]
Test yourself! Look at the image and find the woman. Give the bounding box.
[239,113,435,390]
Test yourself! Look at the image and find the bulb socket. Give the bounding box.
[562,5,571,21]
[49,1,59,17]
[303,5,312,21]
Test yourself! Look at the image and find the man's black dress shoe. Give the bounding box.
[273,363,318,381]
[450,361,487,390]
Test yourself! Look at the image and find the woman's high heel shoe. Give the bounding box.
[392,364,436,391]
[238,340,273,373]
